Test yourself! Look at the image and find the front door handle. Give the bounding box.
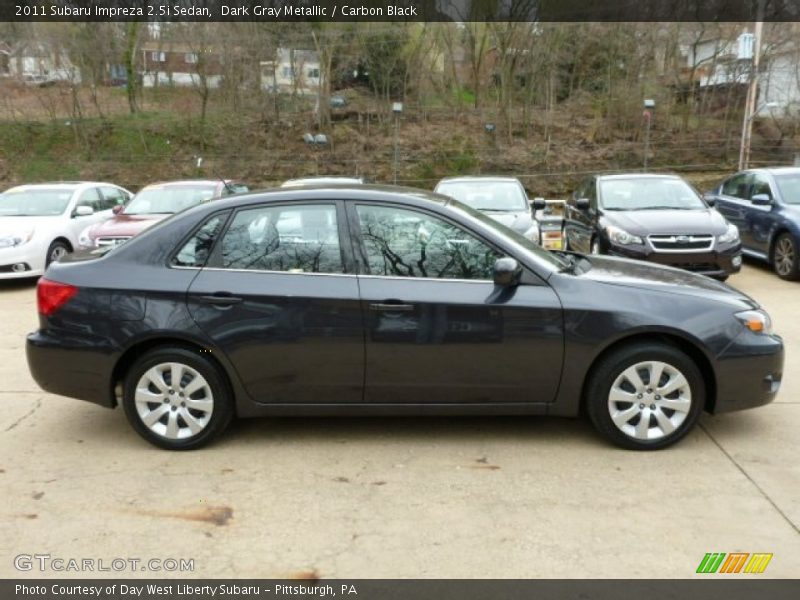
[198,293,243,306]
[369,302,414,312]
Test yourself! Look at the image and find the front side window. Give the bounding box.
[77,188,103,211]
[220,204,343,273]
[173,213,227,268]
[356,205,501,280]
[722,174,751,199]
[100,186,129,208]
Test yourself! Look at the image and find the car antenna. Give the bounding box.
[197,155,236,195]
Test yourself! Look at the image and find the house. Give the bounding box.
[681,28,800,115]
[260,48,320,95]
[140,41,223,88]
[7,41,80,83]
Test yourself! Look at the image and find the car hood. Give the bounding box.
[0,215,59,235]
[578,254,758,308]
[89,214,167,238]
[603,208,727,235]
[480,209,535,232]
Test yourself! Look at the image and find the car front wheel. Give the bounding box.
[45,240,70,267]
[772,233,799,280]
[585,342,704,450]
[122,347,233,450]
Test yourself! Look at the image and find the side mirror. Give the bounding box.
[751,193,771,206]
[73,205,94,217]
[112,204,124,215]
[493,257,522,288]
[702,193,716,207]
[529,197,547,211]
[576,198,590,210]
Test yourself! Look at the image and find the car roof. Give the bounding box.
[193,184,451,212]
[751,167,800,175]
[282,177,363,187]
[142,180,226,188]
[596,173,682,181]
[3,181,119,192]
[436,176,522,185]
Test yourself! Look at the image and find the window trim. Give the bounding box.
[346,201,508,282]
[206,200,352,275]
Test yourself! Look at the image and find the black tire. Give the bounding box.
[45,240,70,268]
[122,347,234,450]
[585,342,705,450]
[771,233,800,281]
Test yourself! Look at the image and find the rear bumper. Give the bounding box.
[712,333,784,413]
[608,244,741,277]
[26,330,116,407]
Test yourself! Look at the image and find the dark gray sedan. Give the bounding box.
[26,185,783,450]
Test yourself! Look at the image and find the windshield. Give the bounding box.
[599,178,706,210]
[124,185,217,215]
[436,181,528,212]
[774,173,800,204]
[446,200,568,270]
[0,188,73,216]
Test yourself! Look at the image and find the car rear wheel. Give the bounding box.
[122,347,233,450]
[45,240,69,267]
[585,342,704,450]
[772,233,799,280]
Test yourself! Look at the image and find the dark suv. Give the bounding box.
[564,174,742,280]
[706,167,800,280]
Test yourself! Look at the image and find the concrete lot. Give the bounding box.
[0,261,798,579]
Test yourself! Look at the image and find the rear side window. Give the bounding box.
[219,204,343,273]
[172,213,228,267]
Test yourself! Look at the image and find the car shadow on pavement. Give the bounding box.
[0,277,38,291]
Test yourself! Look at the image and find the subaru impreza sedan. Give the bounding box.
[26,185,783,450]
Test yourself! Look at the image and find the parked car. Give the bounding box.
[282,177,364,187]
[564,174,742,280]
[78,180,248,250]
[27,185,783,451]
[0,182,132,279]
[706,167,800,280]
[434,176,546,245]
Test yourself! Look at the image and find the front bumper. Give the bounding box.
[0,242,46,279]
[711,332,784,413]
[26,329,116,407]
[607,242,741,277]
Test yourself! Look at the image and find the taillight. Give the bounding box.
[37,278,78,316]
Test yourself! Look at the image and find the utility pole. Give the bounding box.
[739,4,764,171]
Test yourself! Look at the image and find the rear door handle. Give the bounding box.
[198,293,243,306]
[369,302,414,312]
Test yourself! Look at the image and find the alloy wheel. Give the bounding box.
[774,237,795,277]
[134,362,214,440]
[607,360,692,441]
[50,245,67,262]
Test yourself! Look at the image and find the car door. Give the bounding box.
[715,173,754,249]
[747,173,779,254]
[565,178,596,253]
[185,201,365,404]
[348,202,563,405]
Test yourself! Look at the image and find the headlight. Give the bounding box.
[523,223,541,244]
[718,223,740,244]
[735,309,773,335]
[606,225,643,245]
[0,230,34,248]
[78,226,94,249]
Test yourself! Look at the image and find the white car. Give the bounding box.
[0,182,132,279]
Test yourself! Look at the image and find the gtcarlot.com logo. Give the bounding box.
[14,554,194,573]
[696,552,773,574]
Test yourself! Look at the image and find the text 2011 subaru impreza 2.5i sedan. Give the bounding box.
[26,185,784,450]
